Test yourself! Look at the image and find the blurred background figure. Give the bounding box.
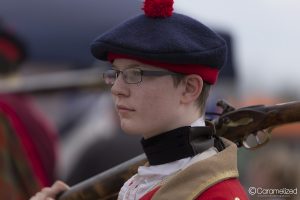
[244,140,300,200]
[0,20,58,199]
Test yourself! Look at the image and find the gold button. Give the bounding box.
[234,198,240,200]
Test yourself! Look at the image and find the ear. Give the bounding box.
[180,75,203,104]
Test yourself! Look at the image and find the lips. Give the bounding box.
[116,105,135,112]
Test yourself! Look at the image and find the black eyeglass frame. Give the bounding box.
[102,68,181,85]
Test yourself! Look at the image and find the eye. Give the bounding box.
[103,69,119,85]
[125,68,142,83]
[129,69,141,76]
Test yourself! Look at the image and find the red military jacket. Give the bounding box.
[141,178,248,200]
[139,139,249,200]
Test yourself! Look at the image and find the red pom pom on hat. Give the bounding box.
[143,0,174,18]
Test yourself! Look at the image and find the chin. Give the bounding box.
[120,120,142,135]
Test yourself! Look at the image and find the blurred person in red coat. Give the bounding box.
[0,20,58,199]
[30,0,249,199]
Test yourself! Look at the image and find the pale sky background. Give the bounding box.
[175,0,300,99]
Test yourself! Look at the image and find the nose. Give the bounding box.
[111,72,130,97]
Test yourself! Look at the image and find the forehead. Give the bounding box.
[112,58,162,70]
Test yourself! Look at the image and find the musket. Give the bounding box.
[58,100,300,200]
[213,100,300,149]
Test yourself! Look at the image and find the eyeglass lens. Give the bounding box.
[103,68,142,85]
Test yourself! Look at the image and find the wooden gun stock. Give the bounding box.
[57,154,147,200]
[58,100,300,200]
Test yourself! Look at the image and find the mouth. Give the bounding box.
[116,105,135,112]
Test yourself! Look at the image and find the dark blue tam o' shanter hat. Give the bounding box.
[91,0,227,84]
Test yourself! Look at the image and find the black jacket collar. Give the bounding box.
[141,126,216,165]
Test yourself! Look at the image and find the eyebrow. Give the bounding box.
[111,63,141,70]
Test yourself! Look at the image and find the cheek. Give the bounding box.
[119,79,182,135]
[137,85,180,120]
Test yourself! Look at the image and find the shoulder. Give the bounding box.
[140,178,249,200]
[196,178,249,200]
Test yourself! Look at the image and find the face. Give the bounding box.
[110,58,186,138]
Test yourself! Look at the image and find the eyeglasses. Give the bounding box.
[102,68,179,85]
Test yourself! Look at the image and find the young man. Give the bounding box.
[30,0,249,199]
